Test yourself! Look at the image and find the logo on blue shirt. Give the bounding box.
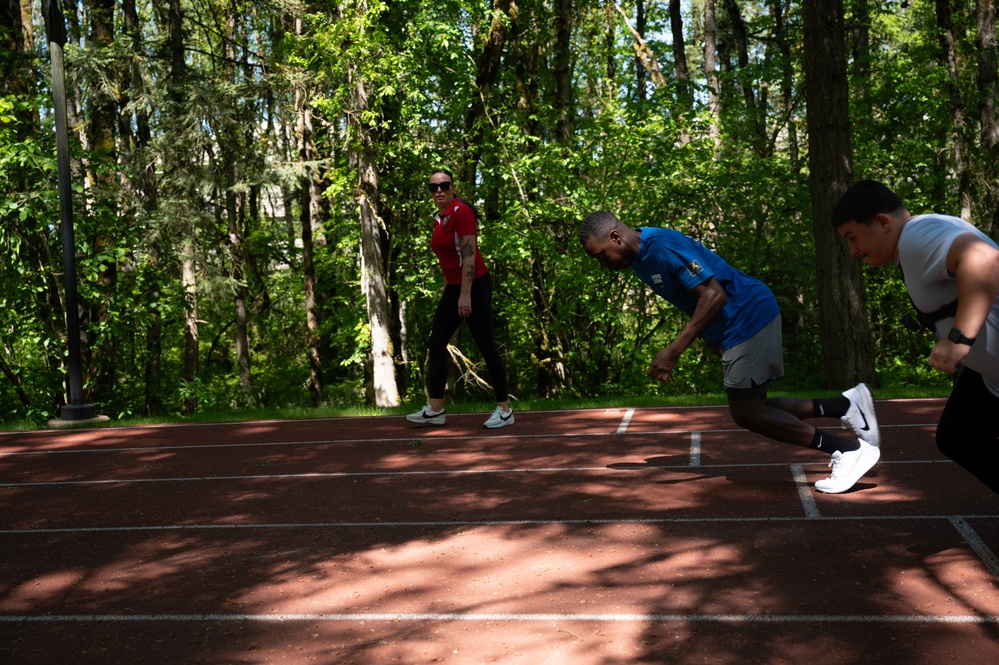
[685,260,704,277]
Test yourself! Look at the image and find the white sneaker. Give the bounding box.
[814,440,881,493]
[483,406,514,429]
[841,383,880,447]
[406,405,446,426]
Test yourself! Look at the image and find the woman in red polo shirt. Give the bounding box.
[406,169,514,429]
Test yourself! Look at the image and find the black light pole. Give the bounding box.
[46,0,98,423]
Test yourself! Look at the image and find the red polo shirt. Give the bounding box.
[430,199,489,285]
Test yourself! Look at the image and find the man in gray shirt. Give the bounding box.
[832,180,999,494]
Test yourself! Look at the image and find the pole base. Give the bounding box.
[48,403,109,428]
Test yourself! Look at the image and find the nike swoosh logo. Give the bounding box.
[422,412,441,419]
[500,412,513,421]
[857,410,870,431]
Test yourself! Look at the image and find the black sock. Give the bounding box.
[812,395,850,419]
[809,430,861,454]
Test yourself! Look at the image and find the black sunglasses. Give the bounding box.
[427,181,452,193]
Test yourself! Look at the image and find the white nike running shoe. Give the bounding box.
[483,406,515,429]
[841,383,880,447]
[406,405,446,426]
[814,439,881,494]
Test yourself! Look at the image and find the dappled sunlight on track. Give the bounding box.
[3,399,999,664]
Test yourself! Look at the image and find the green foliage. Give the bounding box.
[0,93,65,422]
[0,0,985,426]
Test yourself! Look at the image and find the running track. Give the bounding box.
[1,398,998,664]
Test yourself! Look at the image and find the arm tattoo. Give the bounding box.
[461,236,476,280]
[460,235,476,259]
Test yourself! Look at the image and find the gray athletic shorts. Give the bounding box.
[722,315,784,400]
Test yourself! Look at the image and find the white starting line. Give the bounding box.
[2,611,997,625]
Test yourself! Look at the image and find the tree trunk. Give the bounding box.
[976,0,999,237]
[723,0,755,111]
[770,0,799,171]
[144,243,163,415]
[181,246,199,413]
[85,0,118,408]
[669,0,689,84]
[355,150,399,407]
[461,0,512,187]
[554,0,574,142]
[634,0,646,101]
[343,2,399,407]
[3,0,32,97]
[123,0,163,415]
[703,0,722,148]
[297,82,323,406]
[228,189,253,396]
[670,0,694,136]
[849,0,872,108]
[936,0,972,220]
[162,0,200,414]
[802,0,877,388]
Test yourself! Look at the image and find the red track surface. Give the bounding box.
[2,399,998,664]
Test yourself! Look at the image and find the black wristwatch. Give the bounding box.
[947,327,976,346]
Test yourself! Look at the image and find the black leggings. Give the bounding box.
[937,367,999,495]
[426,273,509,403]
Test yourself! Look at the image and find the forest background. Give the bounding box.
[1,0,996,426]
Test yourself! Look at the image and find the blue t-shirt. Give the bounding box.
[630,227,779,350]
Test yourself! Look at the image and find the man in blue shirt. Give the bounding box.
[580,211,880,494]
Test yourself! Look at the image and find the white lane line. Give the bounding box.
[0,397,944,440]
[0,466,621,488]
[790,464,821,518]
[0,423,940,458]
[0,404,739,439]
[0,430,717,458]
[1,612,996,624]
[0,459,958,489]
[6,514,998,535]
[1,440,332,457]
[616,408,636,434]
[689,431,701,466]
[949,516,999,581]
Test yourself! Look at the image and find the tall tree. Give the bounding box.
[216,8,254,401]
[770,0,800,170]
[343,1,399,408]
[633,0,647,101]
[849,0,872,109]
[802,0,877,388]
[936,0,972,219]
[703,0,722,147]
[122,0,164,414]
[666,0,692,144]
[554,0,574,141]
[83,0,120,407]
[462,0,512,187]
[976,0,999,237]
[292,14,325,407]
